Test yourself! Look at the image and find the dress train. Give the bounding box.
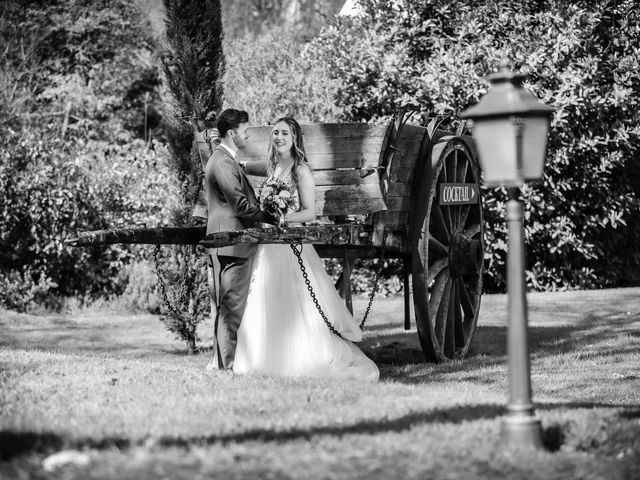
[233,243,379,382]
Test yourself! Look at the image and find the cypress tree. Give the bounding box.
[155,0,225,353]
[160,0,224,208]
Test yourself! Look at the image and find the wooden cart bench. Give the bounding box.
[70,116,484,362]
[200,116,485,362]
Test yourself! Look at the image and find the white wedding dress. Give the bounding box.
[233,168,379,382]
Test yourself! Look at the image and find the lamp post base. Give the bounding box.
[502,411,543,449]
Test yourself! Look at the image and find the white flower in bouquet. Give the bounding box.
[260,186,274,201]
[259,179,297,226]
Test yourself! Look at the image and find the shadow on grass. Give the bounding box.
[0,404,506,460]
[4,403,638,460]
[366,308,640,376]
[0,339,196,360]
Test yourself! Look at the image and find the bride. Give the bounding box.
[233,117,379,382]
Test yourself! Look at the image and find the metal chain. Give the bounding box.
[153,244,185,321]
[150,131,210,352]
[289,241,387,337]
[154,127,207,322]
[153,245,217,353]
[359,247,386,330]
[289,242,346,340]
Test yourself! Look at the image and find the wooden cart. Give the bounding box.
[70,116,484,362]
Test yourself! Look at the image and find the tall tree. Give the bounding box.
[160,0,225,207]
[155,0,225,353]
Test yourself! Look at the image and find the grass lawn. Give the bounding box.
[1,288,639,479]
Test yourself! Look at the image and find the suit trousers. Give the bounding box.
[213,254,255,369]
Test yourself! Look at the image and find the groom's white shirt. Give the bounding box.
[218,143,237,159]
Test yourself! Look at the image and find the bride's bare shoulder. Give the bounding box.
[295,162,313,179]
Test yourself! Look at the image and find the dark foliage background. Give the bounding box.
[0,0,174,310]
[1,0,639,313]
[305,0,640,291]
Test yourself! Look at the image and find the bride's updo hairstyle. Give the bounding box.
[267,116,310,185]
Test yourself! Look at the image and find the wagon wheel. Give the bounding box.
[410,135,484,362]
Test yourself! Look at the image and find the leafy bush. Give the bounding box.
[224,28,344,124]
[118,259,164,314]
[152,244,210,354]
[308,0,640,291]
[0,0,175,310]
[0,129,178,304]
[0,268,57,313]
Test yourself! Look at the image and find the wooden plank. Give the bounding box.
[315,196,386,216]
[397,124,427,142]
[388,182,413,197]
[243,136,388,155]
[390,137,422,171]
[311,169,382,186]
[316,182,383,201]
[392,137,423,157]
[379,126,427,189]
[385,196,413,212]
[389,167,414,184]
[372,210,409,226]
[67,226,206,246]
[248,168,383,188]
[200,224,375,249]
[301,134,386,146]
[238,151,382,170]
[244,123,390,141]
[308,152,382,171]
[315,182,382,195]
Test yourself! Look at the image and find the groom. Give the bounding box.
[205,108,274,370]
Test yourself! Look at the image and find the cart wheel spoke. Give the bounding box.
[457,204,470,234]
[432,204,451,240]
[457,151,468,184]
[434,276,453,347]
[453,281,465,350]
[443,281,458,358]
[463,223,481,239]
[428,234,448,258]
[427,257,448,286]
[446,150,456,184]
[458,277,474,318]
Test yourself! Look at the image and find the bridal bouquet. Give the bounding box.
[259,179,296,226]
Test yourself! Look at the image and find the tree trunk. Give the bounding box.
[186,337,196,355]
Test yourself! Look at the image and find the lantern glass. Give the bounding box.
[472,118,518,186]
[521,115,550,182]
[472,115,550,186]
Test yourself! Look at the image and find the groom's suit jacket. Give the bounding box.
[205,145,268,258]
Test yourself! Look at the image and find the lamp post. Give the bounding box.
[461,64,554,449]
